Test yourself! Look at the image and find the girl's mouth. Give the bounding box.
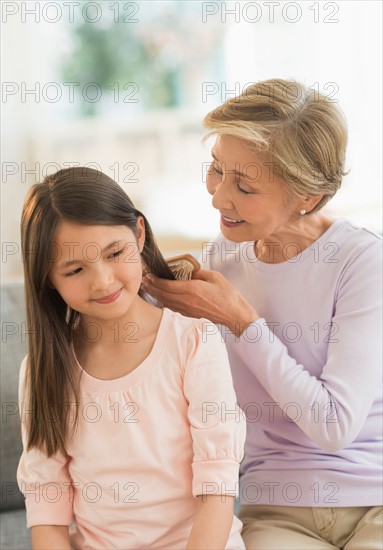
[93,288,122,304]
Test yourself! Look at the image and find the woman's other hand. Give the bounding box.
[142,268,259,337]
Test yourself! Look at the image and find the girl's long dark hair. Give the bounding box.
[21,167,175,456]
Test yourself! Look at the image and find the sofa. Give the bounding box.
[1,281,31,549]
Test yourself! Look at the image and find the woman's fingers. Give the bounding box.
[142,274,198,296]
[142,269,258,332]
[141,277,202,319]
[141,276,198,312]
[191,268,217,282]
[141,272,217,319]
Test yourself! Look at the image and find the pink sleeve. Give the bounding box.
[16,357,73,528]
[183,321,246,498]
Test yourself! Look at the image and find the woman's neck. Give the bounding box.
[255,213,334,264]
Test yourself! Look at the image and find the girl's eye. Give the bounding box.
[65,267,82,277]
[109,249,124,259]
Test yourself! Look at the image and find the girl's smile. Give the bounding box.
[92,287,123,304]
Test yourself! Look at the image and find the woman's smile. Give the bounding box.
[221,215,246,228]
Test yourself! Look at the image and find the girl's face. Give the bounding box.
[48,219,145,323]
[206,135,303,243]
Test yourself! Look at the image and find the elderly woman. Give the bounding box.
[142,79,382,550]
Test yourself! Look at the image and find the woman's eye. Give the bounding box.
[211,162,223,175]
[237,185,252,195]
[65,267,82,277]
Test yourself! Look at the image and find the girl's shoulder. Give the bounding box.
[163,307,218,342]
[162,308,225,362]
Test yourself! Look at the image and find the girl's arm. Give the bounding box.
[31,526,71,550]
[183,320,246,549]
[186,495,235,550]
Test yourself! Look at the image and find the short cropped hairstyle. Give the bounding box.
[204,78,348,213]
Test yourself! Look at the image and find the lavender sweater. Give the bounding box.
[200,219,382,507]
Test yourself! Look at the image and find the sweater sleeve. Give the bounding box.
[233,239,382,452]
[16,357,73,528]
[183,320,246,498]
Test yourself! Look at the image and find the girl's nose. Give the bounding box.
[90,263,115,292]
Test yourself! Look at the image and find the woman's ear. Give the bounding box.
[299,194,324,215]
[136,216,146,253]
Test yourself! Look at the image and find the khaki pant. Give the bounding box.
[238,505,383,550]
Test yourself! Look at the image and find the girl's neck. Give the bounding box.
[73,298,164,381]
[73,297,162,365]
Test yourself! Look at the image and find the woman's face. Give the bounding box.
[206,135,302,243]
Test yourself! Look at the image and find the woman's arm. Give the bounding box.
[31,526,71,550]
[142,268,258,336]
[186,495,235,550]
[144,238,382,453]
[230,239,383,452]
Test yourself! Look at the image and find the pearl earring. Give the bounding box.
[299,209,306,216]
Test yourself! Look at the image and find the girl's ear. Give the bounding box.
[46,278,55,290]
[136,216,146,253]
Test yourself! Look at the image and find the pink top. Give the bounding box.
[17,308,246,549]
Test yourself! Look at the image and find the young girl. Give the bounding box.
[17,167,246,550]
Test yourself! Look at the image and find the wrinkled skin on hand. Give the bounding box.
[141,268,259,337]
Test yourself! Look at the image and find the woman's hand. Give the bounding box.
[142,268,259,337]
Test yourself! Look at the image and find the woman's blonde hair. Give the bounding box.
[204,78,348,213]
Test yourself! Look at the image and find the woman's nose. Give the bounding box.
[206,172,219,196]
[210,179,234,211]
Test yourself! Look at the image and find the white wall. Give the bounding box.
[219,1,382,227]
[1,0,382,281]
